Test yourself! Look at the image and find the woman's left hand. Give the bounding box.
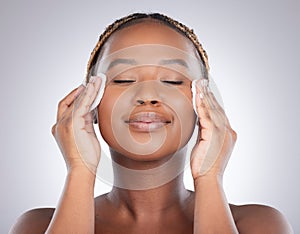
[190,79,237,180]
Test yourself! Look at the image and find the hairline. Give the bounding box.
[87,13,209,81]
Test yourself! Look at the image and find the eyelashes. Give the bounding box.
[113,80,135,83]
[113,80,184,85]
[162,80,183,85]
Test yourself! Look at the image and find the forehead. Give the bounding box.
[101,21,198,58]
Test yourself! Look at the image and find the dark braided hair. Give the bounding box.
[85,13,210,83]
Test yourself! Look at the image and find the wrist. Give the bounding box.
[193,174,223,189]
[67,165,97,185]
[67,159,98,175]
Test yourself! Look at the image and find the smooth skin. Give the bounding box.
[10,21,293,234]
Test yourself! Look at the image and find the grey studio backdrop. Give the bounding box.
[1,0,299,233]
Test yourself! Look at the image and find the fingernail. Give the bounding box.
[75,85,84,97]
[89,76,98,83]
[82,79,88,87]
[194,79,201,89]
[200,78,208,87]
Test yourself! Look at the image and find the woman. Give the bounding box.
[10,13,293,233]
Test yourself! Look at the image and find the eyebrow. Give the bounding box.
[107,58,137,70]
[106,58,189,71]
[158,59,188,68]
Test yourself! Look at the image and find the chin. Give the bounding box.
[110,140,183,161]
[109,144,188,171]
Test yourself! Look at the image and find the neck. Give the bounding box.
[108,175,191,221]
[107,147,192,221]
[110,147,188,189]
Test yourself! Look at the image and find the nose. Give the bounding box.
[133,80,162,106]
[136,99,160,106]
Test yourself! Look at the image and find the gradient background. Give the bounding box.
[1,0,299,232]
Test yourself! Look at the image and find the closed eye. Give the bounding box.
[113,80,135,83]
[162,80,183,85]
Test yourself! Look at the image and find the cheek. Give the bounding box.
[97,88,122,143]
[161,86,196,145]
[174,97,196,139]
[97,87,137,148]
[162,85,194,120]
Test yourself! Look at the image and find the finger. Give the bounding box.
[201,79,217,110]
[73,76,102,117]
[195,79,224,142]
[207,91,230,126]
[204,92,227,130]
[207,93,233,134]
[194,79,211,129]
[56,85,85,122]
[208,91,225,114]
[84,112,96,133]
[199,80,226,126]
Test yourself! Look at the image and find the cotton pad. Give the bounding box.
[191,79,206,117]
[82,72,107,112]
[191,80,198,116]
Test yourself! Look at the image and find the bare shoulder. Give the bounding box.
[230,203,293,234]
[9,208,55,234]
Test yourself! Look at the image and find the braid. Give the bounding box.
[86,13,210,83]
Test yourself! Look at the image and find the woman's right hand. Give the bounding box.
[51,76,102,173]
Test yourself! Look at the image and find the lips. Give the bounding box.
[125,112,171,131]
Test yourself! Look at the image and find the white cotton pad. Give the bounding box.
[191,80,198,117]
[82,73,107,112]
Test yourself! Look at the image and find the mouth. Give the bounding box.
[125,112,172,132]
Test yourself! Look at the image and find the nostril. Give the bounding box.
[136,99,160,105]
[137,100,145,105]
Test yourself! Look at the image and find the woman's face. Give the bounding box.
[97,21,198,161]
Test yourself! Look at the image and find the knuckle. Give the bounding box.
[204,112,212,120]
[51,124,57,135]
[230,129,238,141]
[67,119,74,130]
[56,118,73,134]
[58,100,64,108]
[62,118,73,129]
[212,119,224,131]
